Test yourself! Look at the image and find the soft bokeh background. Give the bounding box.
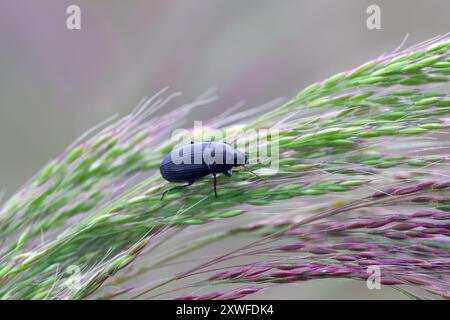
[1,0,449,299]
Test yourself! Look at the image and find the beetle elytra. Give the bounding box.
[159,141,246,199]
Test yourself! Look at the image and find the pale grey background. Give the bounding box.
[1,0,450,196]
[0,0,449,299]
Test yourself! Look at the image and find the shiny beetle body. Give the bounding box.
[159,141,245,199]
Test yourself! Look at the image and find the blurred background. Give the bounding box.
[1,0,449,299]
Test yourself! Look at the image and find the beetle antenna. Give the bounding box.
[243,165,266,182]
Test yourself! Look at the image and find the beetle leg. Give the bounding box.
[160,180,194,200]
[213,173,218,198]
[223,169,233,177]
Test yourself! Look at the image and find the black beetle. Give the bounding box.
[159,141,246,199]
